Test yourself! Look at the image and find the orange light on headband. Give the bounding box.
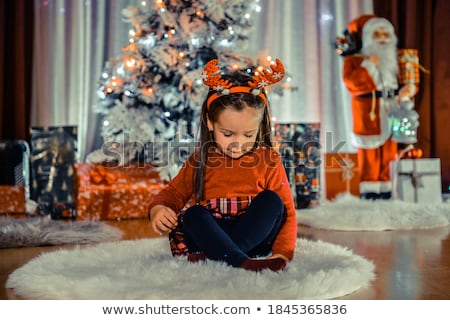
[202,59,285,110]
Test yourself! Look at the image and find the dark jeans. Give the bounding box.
[182,190,284,267]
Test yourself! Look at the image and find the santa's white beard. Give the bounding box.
[362,42,398,80]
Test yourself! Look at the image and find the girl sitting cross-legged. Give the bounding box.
[148,58,297,272]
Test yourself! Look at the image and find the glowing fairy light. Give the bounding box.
[98,90,106,99]
[191,37,200,47]
[124,56,136,69]
[320,13,333,23]
[219,39,229,47]
[110,76,124,87]
[142,87,154,96]
[116,65,125,76]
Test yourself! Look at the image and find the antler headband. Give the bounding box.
[202,58,285,109]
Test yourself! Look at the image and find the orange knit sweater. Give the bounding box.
[148,146,298,260]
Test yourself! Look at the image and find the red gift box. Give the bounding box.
[0,186,26,214]
[76,162,166,220]
[324,153,360,200]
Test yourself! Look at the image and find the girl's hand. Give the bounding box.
[149,205,178,235]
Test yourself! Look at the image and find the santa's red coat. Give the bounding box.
[342,55,382,137]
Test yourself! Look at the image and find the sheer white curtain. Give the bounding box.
[31,0,372,161]
[32,0,143,161]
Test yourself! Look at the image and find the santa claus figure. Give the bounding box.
[338,15,417,200]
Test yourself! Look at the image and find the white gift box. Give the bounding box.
[391,158,442,203]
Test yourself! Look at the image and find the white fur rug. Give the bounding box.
[6,237,375,300]
[297,193,450,231]
[0,217,123,248]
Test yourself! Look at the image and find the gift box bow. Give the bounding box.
[326,155,359,192]
[89,165,118,185]
[398,170,437,188]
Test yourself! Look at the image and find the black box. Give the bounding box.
[273,123,321,209]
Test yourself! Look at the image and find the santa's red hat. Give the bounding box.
[347,14,377,42]
[335,14,376,56]
[336,14,396,56]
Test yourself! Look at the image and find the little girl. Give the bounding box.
[148,58,297,272]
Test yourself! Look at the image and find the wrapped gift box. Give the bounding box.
[324,153,360,200]
[0,186,25,213]
[0,140,31,214]
[390,158,442,203]
[398,49,420,85]
[29,126,77,209]
[76,162,166,220]
[273,123,321,208]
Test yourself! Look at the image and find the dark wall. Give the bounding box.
[374,0,450,193]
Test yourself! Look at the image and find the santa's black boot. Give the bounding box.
[360,192,379,200]
[379,191,392,200]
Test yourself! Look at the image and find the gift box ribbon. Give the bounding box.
[326,155,358,194]
[88,165,118,219]
[395,159,439,202]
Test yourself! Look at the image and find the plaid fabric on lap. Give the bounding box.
[169,196,254,256]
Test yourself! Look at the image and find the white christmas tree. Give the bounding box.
[88,0,293,180]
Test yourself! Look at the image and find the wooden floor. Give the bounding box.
[1,218,450,300]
